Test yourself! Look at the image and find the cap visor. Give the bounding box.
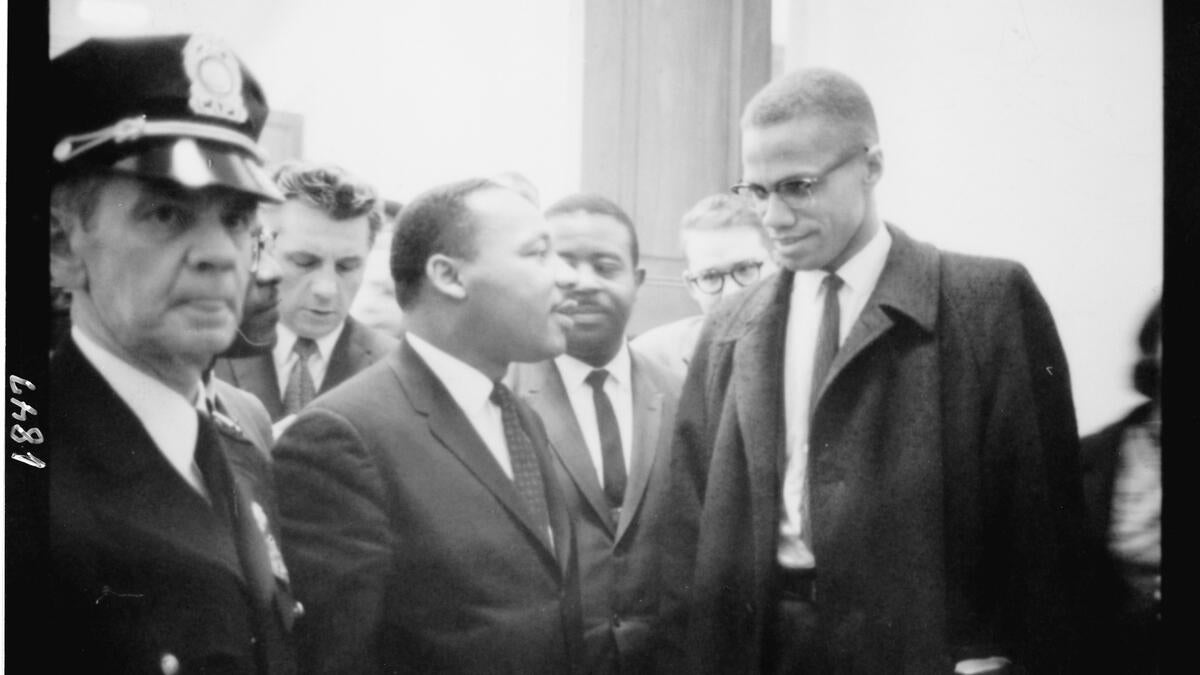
[110,138,284,202]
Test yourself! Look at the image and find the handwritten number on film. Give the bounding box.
[9,375,45,468]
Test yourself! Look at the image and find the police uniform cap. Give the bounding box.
[49,33,283,202]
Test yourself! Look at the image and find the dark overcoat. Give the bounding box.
[659,225,1089,674]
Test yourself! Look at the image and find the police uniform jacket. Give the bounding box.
[49,337,299,674]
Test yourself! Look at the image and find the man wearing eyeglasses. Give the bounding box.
[632,193,776,381]
[660,68,1089,674]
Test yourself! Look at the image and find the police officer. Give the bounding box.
[47,34,299,674]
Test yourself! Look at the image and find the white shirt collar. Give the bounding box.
[791,224,892,302]
[71,326,206,492]
[272,320,347,392]
[405,331,498,417]
[554,343,632,390]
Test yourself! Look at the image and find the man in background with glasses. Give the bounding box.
[660,67,1090,674]
[632,193,777,382]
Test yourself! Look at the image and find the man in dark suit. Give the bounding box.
[273,177,585,673]
[659,67,1089,674]
[214,161,398,424]
[509,194,682,674]
[47,34,298,673]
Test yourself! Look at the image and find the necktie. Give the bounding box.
[809,273,844,420]
[490,382,554,547]
[585,369,626,515]
[283,337,318,415]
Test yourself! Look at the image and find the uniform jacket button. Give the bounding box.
[611,614,621,628]
[293,601,306,619]
[160,653,180,675]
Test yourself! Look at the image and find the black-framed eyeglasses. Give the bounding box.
[684,260,765,295]
[730,145,875,209]
[249,228,277,274]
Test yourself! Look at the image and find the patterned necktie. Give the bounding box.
[585,369,626,515]
[809,273,844,421]
[490,382,553,546]
[283,337,318,415]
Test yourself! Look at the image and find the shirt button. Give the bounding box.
[160,653,180,675]
[250,635,258,645]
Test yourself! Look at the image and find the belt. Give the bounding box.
[776,566,817,603]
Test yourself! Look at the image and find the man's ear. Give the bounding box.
[864,146,884,187]
[633,267,646,288]
[50,206,87,291]
[425,253,467,300]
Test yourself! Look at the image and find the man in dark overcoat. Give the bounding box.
[659,67,1089,674]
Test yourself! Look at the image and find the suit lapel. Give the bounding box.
[616,355,664,542]
[229,354,284,421]
[516,362,616,537]
[515,400,576,578]
[392,344,561,566]
[210,393,299,631]
[321,318,359,394]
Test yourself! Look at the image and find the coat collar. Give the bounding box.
[723,224,941,563]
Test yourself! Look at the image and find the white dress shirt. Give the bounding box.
[405,332,513,479]
[554,345,635,482]
[72,326,209,498]
[778,226,892,569]
[272,321,346,396]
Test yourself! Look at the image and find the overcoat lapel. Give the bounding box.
[517,362,616,537]
[390,343,561,568]
[730,272,794,567]
[616,357,664,542]
[813,226,939,411]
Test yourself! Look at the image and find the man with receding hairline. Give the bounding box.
[272,178,585,673]
[660,67,1088,673]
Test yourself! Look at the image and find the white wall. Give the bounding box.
[777,0,1162,434]
[50,0,585,204]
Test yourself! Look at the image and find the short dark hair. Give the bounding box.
[390,177,501,310]
[543,193,639,266]
[742,67,879,146]
[272,160,382,244]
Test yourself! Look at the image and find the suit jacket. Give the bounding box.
[49,338,299,674]
[659,225,1089,674]
[509,348,682,674]
[214,316,398,421]
[273,339,585,674]
[630,315,705,384]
